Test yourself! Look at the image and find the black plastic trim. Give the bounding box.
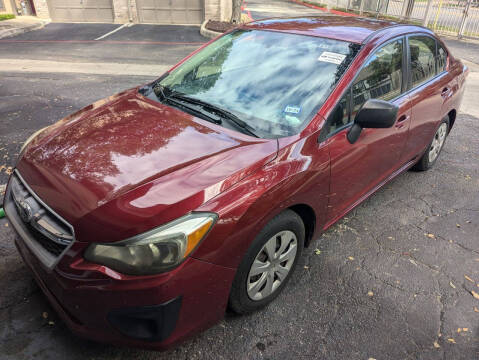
[107,296,182,342]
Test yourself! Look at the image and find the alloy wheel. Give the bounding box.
[246,230,298,301]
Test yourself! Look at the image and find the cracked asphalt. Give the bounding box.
[1,1,479,359]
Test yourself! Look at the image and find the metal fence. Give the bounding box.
[424,0,479,38]
[319,0,479,39]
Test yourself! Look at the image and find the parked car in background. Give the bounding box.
[4,15,467,349]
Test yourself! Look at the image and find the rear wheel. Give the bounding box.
[228,210,305,314]
[412,117,449,171]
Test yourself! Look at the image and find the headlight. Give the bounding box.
[84,213,217,275]
[20,126,49,154]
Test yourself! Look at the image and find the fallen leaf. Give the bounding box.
[447,338,456,344]
[433,341,440,348]
[314,249,321,255]
[348,256,354,261]
[450,282,456,289]
[367,291,374,297]
[465,275,474,282]
[42,312,48,319]
[471,290,479,300]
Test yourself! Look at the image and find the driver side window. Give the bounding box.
[325,38,403,137]
[351,39,403,119]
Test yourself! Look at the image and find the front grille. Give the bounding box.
[27,223,67,256]
[9,171,74,259]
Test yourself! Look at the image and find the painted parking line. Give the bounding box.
[94,22,134,41]
[0,39,205,45]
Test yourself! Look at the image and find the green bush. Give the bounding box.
[0,14,15,21]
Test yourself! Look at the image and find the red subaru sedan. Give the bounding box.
[4,16,467,349]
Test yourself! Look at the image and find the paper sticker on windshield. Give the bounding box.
[318,52,346,65]
[284,105,301,114]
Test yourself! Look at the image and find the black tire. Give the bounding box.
[228,209,305,314]
[412,116,450,171]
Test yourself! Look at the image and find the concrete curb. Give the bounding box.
[0,19,50,40]
[200,20,223,39]
[0,58,170,76]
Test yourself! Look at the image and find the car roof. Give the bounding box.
[242,15,419,44]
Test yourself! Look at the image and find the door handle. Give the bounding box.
[441,87,450,98]
[395,114,409,129]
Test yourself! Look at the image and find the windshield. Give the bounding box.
[157,29,359,138]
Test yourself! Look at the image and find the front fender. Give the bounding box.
[193,134,330,269]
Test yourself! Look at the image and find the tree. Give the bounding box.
[231,0,243,24]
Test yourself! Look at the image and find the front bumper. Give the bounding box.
[5,178,236,349]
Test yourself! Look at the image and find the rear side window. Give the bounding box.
[351,39,403,119]
[437,44,448,73]
[409,36,436,87]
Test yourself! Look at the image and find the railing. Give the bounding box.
[311,0,479,39]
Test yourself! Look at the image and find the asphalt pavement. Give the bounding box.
[0,1,478,359]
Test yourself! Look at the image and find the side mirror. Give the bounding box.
[347,99,399,144]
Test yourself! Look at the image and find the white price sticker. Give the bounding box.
[318,52,346,65]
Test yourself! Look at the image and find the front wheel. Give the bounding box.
[228,210,305,314]
[412,117,449,171]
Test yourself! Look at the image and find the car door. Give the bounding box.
[321,37,412,225]
[400,35,456,163]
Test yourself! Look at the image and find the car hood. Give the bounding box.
[17,89,277,242]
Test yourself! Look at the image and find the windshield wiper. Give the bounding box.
[152,85,222,125]
[167,92,259,138]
